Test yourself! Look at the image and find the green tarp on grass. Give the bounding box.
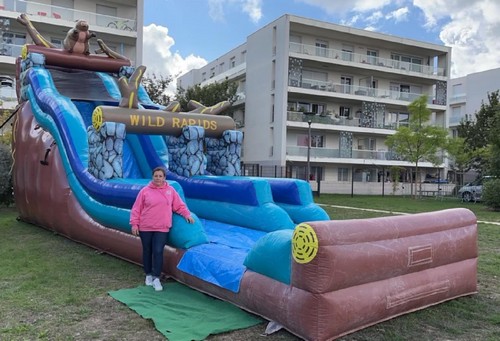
[109,281,263,341]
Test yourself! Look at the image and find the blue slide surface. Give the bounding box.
[24,65,328,292]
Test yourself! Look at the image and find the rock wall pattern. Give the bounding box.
[206,130,242,176]
[87,122,125,180]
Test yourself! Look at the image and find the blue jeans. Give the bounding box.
[139,231,168,278]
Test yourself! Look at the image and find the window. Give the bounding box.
[96,4,117,27]
[51,0,74,20]
[272,26,277,56]
[339,106,351,118]
[297,134,308,147]
[311,103,324,115]
[366,49,378,65]
[391,53,423,72]
[340,76,352,93]
[297,134,324,148]
[298,102,310,112]
[338,168,349,181]
[341,45,353,61]
[289,34,302,53]
[1,32,26,56]
[358,138,376,150]
[315,40,328,57]
[301,69,327,89]
[400,84,410,99]
[452,83,463,95]
[270,94,275,122]
[50,38,63,48]
[311,135,324,148]
[3,32,26,45]
[399,113,409,127]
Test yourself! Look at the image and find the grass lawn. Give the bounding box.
[0,195,499,340]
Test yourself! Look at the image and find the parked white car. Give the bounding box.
[458,176,494,202]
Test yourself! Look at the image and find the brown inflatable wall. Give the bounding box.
[13,102,478,341]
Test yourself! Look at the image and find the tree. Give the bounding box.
[487,108,500,178]
[457,90,500,175]
[0,143,13,206]
[386,95,449,197]
[176,79,238,112]
[0,109,14,146]
[141,73,174,106]
[446,137,473,187]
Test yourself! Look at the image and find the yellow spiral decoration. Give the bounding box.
[292,223,318,264]
[92,107,103,131]
[21,45,28,59]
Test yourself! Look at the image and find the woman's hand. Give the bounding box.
[131,226,139,236]
[186,216,195,224]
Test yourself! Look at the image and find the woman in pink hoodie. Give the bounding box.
[130,166,194,291]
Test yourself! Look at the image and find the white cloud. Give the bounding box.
[386,7,409,22]
[413,0,500,77]
[208,0,262,23]
[242,0,262,23]
[142,24,207,96]
[208,0,225,22]
[298,0,391,14]
[366,11,384,25]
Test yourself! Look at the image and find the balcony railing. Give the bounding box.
[290,78,438,105]
[0,43,23,58]
[0,0,137,32]
[286,146,401,161]
[286,146,443,163]
[287,111,409,130]
[289,42,445,76]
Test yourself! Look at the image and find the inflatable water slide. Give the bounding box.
[12,15,478,341]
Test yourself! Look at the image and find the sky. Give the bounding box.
[143,0,500,94]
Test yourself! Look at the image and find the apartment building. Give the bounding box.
[0,0,143,114]
[178,14,451,191]
[448,67,500,136]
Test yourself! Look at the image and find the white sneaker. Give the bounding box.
[145,275,153,286]
[152,278,163,291]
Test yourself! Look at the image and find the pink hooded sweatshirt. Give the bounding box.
[130,181,191,232]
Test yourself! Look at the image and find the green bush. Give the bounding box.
[0,143,14,207]
[482,178,500,211]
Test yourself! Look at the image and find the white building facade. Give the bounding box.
[179,14,452,194]
[0,0,143,113]
[448,67,500,136]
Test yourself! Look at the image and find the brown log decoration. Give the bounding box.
[95,39,129,60]
[17,13,56,48]
[92,106,236,138]
[187,100,231,115]
[118,66,146,109]
[24,45,131,73]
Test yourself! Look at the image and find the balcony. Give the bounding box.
[287,111,414,131]
[287,110,360,127]
[286,146,401,161]
[448,93,466,105]
[0,43,22,58]
[290,78,438,105]
[286,146,443,164]
[0,0,137,32]
[289,42,445,77]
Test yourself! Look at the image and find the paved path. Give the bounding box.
[320,204,500,226]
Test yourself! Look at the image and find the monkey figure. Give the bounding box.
[63,20,96,55]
